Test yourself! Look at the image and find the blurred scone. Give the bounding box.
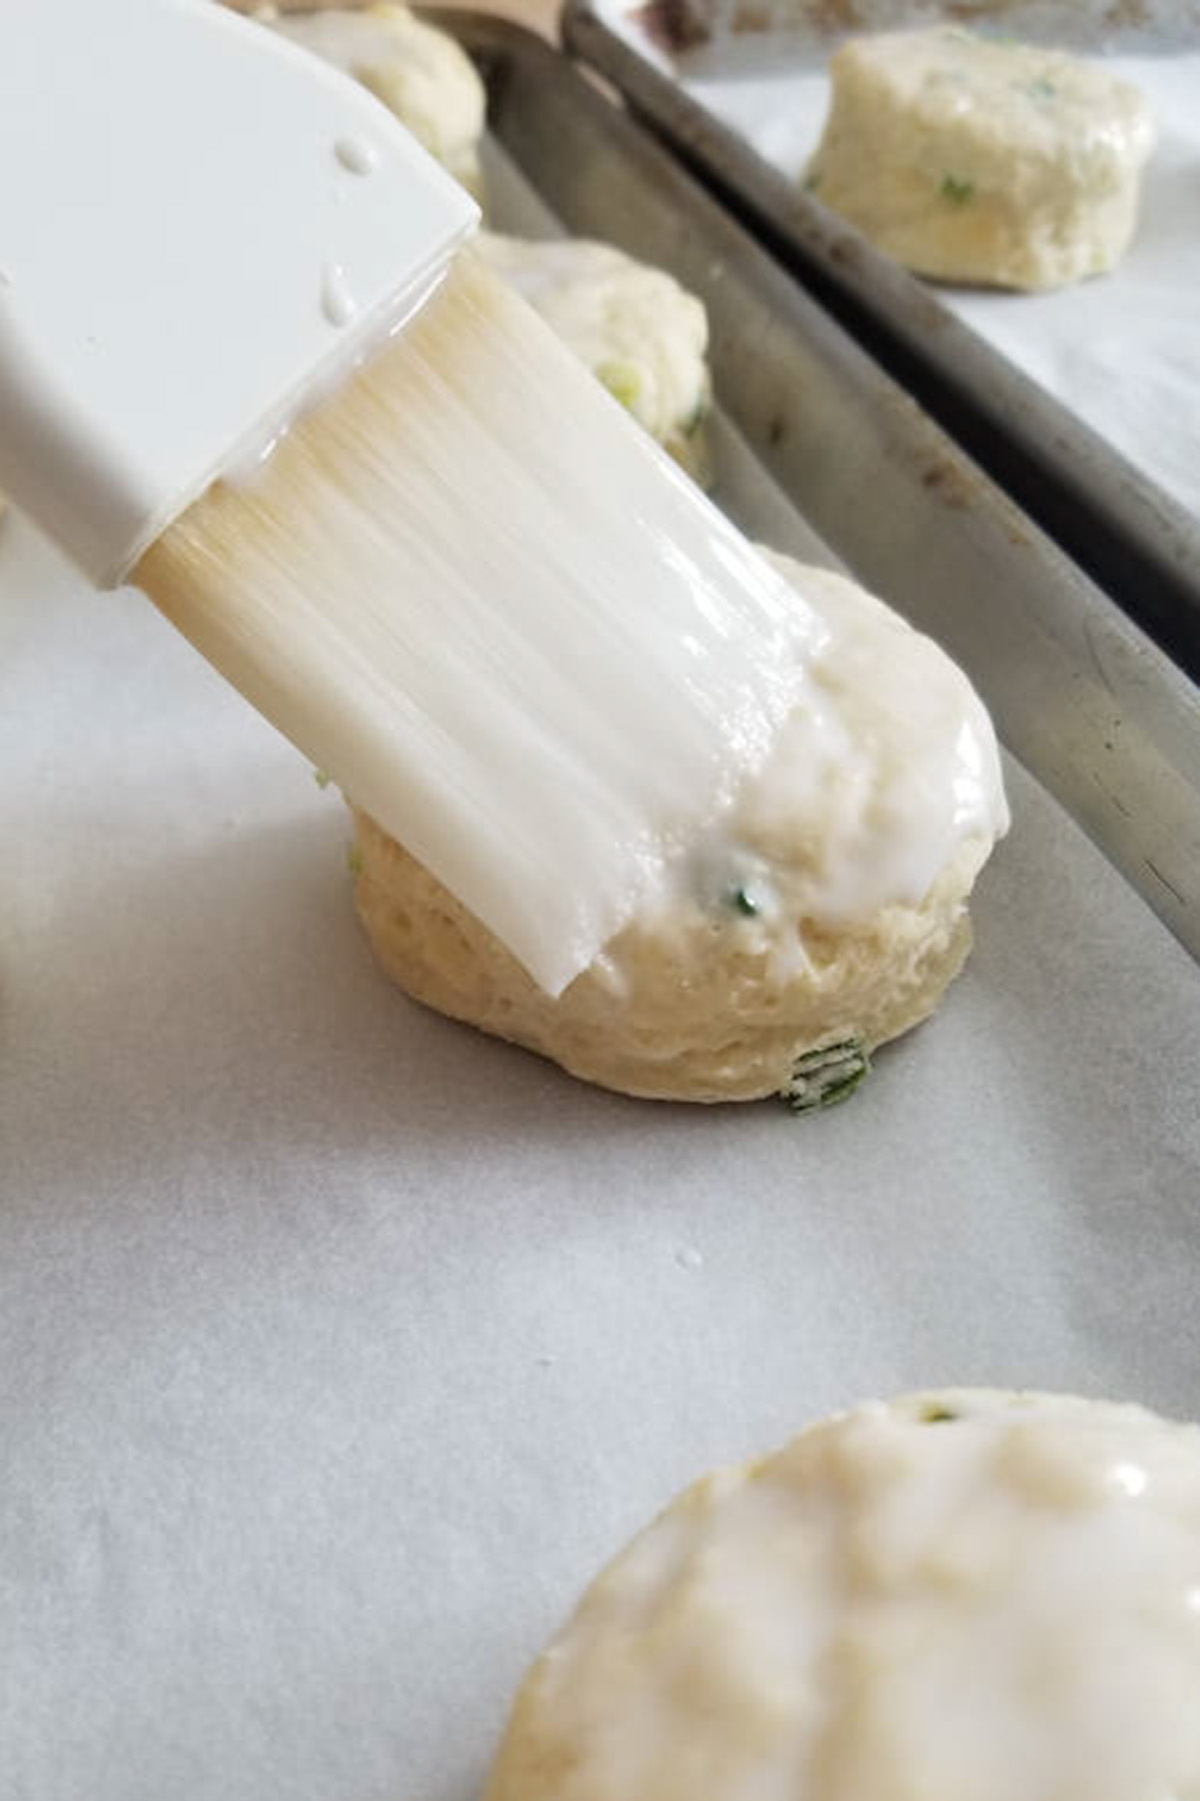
[476,233,712,479]
[806,28,1155,290]
[486,1389,1200,1801]
[270,3,485,193]
[351,554,1008,1105]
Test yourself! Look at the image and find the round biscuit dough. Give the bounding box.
[350,555,1002,1104]
[485,1390,1200,1801]
[806,28,1156,291]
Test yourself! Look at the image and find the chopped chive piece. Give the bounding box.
[781,1037,870,1114]
[816,1065,869,1108]
[313,767,332,789]
[346,844,364,877]
[920,1403,960,1423]
[730,885,759,917]
[791,1038,859,1071]
[940,174,975,205]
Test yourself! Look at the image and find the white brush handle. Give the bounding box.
[0,0,477,586]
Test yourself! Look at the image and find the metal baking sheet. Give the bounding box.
[562,0,1200,679]
[3,16,1200,1801]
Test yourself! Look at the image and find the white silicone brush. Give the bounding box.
[0,0,814,994]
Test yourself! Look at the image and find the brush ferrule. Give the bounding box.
[0,0,477,585]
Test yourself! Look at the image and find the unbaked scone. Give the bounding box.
[486,1390,1200,1801]
[475,233,712,479]
[805,28,1156,291]
[269,3,485,194]
[350,553,1008,1105]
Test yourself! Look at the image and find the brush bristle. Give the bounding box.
[135,251,808,994]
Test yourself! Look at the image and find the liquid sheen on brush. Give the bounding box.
[138,254,1005,994]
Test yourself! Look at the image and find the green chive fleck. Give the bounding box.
[940,174,975,205]
[816,1065,869,1108]
[313,767,332,789]
[920,1403,960,1423]
[781,1037,870,1114]
[346,844,364,877]
[731,886,759,917]
[596,360,643,413]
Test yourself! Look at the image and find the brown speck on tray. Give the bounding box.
[921,458,976,509]
[632,0,713,52]
[1144,857,1187,909]
[734,0,777,29]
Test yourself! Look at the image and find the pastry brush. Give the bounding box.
[0,0,811,995]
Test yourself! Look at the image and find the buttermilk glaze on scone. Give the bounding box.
[806,28,1156,291]
[269,3,485,194]
[475,234,711,478]
[351,553,1008,1105]
[486,1390,1200,1801]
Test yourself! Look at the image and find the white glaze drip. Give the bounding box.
[321,261,358,327]
[334,133,379,175]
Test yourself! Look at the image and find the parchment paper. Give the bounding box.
[4,120,1200,1801]
[607,15,1200,520]
[4,493,1200,1801]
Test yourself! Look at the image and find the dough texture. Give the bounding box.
[806,28,1155,290]
[350,555,1006,1105]
[486,1390,1200,1801]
